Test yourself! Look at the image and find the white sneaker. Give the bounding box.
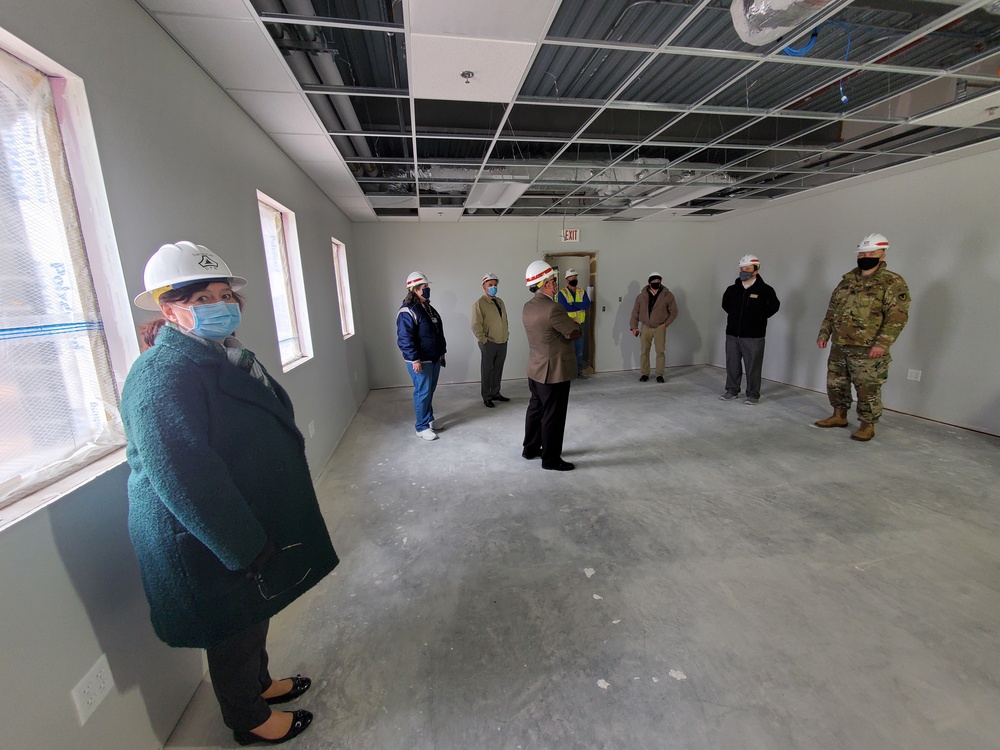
[416,428,438,441]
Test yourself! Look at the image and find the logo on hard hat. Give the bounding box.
[197,254,220,271]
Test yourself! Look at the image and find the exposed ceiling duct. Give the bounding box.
[731,0,849,46]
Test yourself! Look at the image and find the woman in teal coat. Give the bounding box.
[123,242,338,746]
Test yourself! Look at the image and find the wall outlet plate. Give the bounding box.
[907,369,922,381]
[71,653,114,725]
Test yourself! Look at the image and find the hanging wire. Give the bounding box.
[780,22,854,104]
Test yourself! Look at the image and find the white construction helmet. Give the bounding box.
[525,260,557,288]
[134,241,246,310]
[482,273,498,284]
[565,268,579,279]
[406,270,431,288]
[857,233,889,253]
[738,254,761,268]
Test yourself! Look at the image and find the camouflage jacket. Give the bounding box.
[818,262,910,349]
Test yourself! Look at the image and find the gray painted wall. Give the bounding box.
[711,149,1000,436]
[0,1,367,748]
[354,220,712,391]
[357,152,999,435]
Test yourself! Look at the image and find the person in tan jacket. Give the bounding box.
[629,273,679,383]
[471,272,510,407]
[521,261,581,471]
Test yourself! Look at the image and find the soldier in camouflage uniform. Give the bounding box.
[815,233,910,441]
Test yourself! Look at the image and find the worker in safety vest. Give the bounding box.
[557,268,591,378]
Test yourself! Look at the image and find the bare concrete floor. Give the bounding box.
[167,366,1000,750]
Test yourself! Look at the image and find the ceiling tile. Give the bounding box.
[227,91,322,135]
[419,207,465,222]
[156,16,297,92]
[408,0,560,41]
[270,134,343,163]
[410,35,535,103]
[139,0,250,18]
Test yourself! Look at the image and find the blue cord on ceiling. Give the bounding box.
[780,22,854,103]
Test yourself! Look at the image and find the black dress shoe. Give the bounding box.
[234,710,313,746]
[493,394,510,402]
[542,459,575,471]
[483,399,494,408]
[656,375,665,383]
[639,375,649,382]
[264,675,311,705]
[522,449,541,460]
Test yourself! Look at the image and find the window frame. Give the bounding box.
[331,237,355,339]
[256,190,313,372]
[0,27,139,530]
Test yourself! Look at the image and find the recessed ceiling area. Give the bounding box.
[138,0,1000,222]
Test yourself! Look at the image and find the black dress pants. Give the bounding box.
[523,378,571,463]
[206,619,273,732]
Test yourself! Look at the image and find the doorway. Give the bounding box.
[545,251,597,375]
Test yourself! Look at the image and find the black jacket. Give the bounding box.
[721,275,780,338]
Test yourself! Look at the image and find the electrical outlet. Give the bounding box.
[71,653,114,725]
[308,420,315,438]
[907,369,922,382]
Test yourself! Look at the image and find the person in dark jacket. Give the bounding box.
[396,270,447,440]
[719,253,781,404]
[123,241,338,746]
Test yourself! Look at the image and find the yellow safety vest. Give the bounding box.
[559,288,586,324]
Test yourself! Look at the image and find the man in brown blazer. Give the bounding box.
[521,260,582,471]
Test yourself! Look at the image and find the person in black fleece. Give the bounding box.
[719,254,780,404]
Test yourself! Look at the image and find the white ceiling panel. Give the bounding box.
[227,91,321,135]
[410,35,534,103]
[419,207,464,222]
[139,0,250,18]
[156,16,296,92]
[408,0,560,42]
[270,134,342,163]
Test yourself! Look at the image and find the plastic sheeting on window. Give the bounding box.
[0,48,123,510]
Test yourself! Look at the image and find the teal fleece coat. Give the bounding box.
[121,326,338,648]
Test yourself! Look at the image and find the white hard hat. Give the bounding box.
[857,233,889,253]
[525,260,557,288]
[482,273,498,284]
[565,268,579,278]
[648,273,663,283]
[134,241,246,310]
[406,271,431,288]
[738,254,760,268]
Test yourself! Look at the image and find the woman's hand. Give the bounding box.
[248,538,276,577]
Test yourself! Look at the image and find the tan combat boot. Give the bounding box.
[814,407,848,428]
[851,422,875,441]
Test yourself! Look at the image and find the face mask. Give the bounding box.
[176,301,241,341]
[421,287,431,300]
[487,286,498,296]
[857,257,880,271]
[739,271,755,282]
[649,281,661,290]
[567,279,578,288]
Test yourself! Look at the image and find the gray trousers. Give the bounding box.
[479,341,507,398]
[724,335,766,399]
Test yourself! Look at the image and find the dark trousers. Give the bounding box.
[206,619,273,732]
[523,378,571,463]
[724,335,766,399]
[479,341,507,398]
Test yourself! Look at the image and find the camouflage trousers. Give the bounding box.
[826,344,891,424]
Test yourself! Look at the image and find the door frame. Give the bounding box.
[544,251,597,374]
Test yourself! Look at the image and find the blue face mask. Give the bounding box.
[421,287,431,300]
[487,286,498,296]
[177,301,241,341]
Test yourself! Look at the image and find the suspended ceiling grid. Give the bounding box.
[137,0,1000,222]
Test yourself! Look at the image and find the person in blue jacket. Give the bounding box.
[123,241,338,746]
[396,270,447,440]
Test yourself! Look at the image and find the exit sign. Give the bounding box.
[562,228,580,242]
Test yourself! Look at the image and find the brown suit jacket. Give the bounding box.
[522,291,580,384]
